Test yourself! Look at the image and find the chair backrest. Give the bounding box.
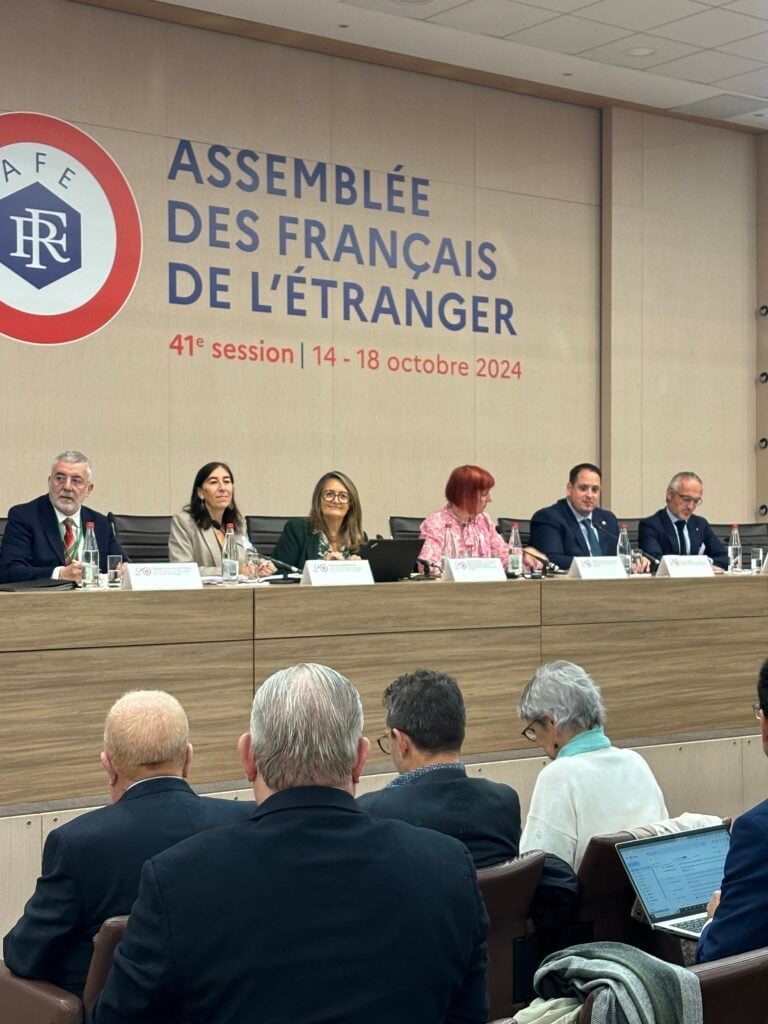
[245,515,289,558]
[497,518,531,546]
[0,960,82,1023]
[108,513,172,562]
[575,831,652,948]
[388,515,424,541]
[82,915,128,1013]
[0,516,7,548]
[477,850,545,1019]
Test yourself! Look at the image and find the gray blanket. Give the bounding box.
[532,941,702,1024]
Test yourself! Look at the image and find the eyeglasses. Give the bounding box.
[521,722,538,743]
[377,732,391,755]
[754,702,763,721]
[52,473,88,488]
[322,489,350,504]
[674,493,703,507]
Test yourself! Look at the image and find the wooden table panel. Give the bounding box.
[541,617,765,740]
[0,641,253,805]
[0,588,254,651]
[253,626,542,769]
[541,576,768,626]
[254,579,540,639]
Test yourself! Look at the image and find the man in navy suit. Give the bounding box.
[0,449,124,584]
[91,664,490,1024]
[359,669,521,868]
[697,659,768,961]
[530,463,635,571]
[638,471,728,571]
[3,690,253,998]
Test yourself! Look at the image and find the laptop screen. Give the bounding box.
[616,825,730,923]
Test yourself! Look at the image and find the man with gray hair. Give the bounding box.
[638,471,727,570]
[3,690,252,997]
[91,664,490,1024]
[0,449,124,583]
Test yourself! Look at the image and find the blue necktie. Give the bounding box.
[675,520,688,555]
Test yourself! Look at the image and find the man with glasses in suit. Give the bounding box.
[638,471,727,570]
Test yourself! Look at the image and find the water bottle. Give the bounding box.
[617,523,632,575]
[81,521,100,589]
[441,527,457,575]
[507,522,524,577]
[728,525,742,573]
[222,523,239,584]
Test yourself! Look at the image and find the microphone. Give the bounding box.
[592,520,659,568]
[270,556,301,574]
[418,558,441,572]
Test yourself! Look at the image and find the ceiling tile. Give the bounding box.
[722,0,768,16]
[508,15,631,55]
[578,32,701,68]
[648,8,768,46]
[670,91,768,114]
[719,28,768,55]
[340,0,469,19]
[430,0,558,37]
[727,104,768,124]
[714,64,768,92]
[576,0,705,33]
[495,0,601,12]
[647,49,765,81]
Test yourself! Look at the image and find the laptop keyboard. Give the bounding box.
[675,916,706,935]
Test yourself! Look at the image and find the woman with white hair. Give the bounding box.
[518,660,667,870]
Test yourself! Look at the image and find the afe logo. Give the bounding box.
[0,112,142,345]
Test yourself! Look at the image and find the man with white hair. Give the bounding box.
[638,470,728,570]
[91,664,490,1024]
[3,690,252,997]
[0,449,125,583]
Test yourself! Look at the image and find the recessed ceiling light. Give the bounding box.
[562,73,573,77]
[338,23,349,28]
[626,47,656,57]
[392,0,433,5]
[755,113,765,118]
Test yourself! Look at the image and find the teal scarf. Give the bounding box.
[557,726,611,759]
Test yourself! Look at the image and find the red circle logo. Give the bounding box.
[0,112,142,344]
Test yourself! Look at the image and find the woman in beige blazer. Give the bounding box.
[168,462,273,577]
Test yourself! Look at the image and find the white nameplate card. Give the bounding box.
[122,562,202,590]
[656,555,714,578]
[441,558,506,582]
[301,559,375,586]
[568,556,627,580]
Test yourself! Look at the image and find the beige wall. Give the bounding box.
[2,0,755,538]
[603,108,757,522]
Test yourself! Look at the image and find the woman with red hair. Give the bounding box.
[419,465,537,572]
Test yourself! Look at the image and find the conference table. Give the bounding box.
[0,574,765,808]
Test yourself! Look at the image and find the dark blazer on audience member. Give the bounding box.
[0,494,124,583]
[638,509,728,570]
[3,777,253,998]
[90,786,489,1024]
[358,766,521,868]
[529,498,619,570]
[696,799,768,963]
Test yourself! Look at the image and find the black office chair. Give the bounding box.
[245,516,289,558]
[389,516,424,541]
[616,517,640,546]
[108,513,172,562]
[0,516,7,549]
[497,518,531,546]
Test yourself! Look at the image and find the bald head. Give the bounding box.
[103,690,190,784]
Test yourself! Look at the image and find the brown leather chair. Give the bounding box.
[477,850,546,1020]
[0,915,128,1023]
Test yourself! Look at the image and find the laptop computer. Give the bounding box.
[616,824,730,939]
[360,538,424,582]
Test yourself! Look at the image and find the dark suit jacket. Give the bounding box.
[272,517,366,572]
[358,765,521,869]
[3,777,254,997]
[529,498,620,570]
[696,799,768,963]
[638,509,728,570]
[90,786,489,1024]
[0,494,125,582]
